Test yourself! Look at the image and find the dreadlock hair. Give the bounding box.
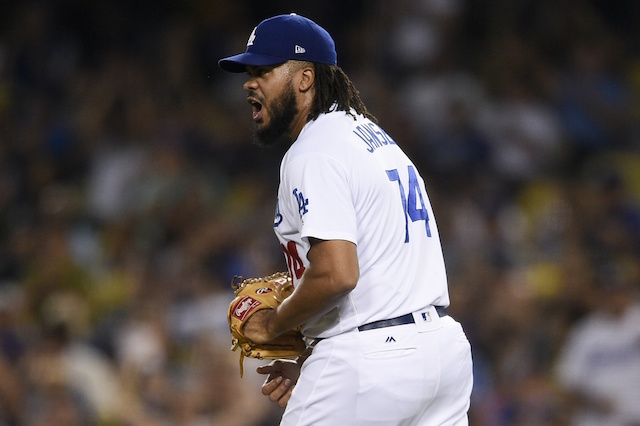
[308,62,377,123]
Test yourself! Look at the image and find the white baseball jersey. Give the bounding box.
[274,109,450,338]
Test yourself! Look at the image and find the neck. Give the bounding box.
[290,89,315,140]
[289,114,307,141]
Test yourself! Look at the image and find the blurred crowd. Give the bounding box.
[1,0,639,425]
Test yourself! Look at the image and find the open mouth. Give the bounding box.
[248,97,263,121]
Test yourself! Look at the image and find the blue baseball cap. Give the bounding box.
[218,13,337,73]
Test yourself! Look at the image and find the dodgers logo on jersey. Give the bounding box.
[293,188,309,218]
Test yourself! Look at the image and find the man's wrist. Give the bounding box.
[296,342,317,365]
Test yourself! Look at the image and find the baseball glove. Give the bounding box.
[227,271,306,376]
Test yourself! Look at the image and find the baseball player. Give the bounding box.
[555,272,640,425]
[219,13,473,425]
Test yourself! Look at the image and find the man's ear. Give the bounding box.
[298,66,315,92]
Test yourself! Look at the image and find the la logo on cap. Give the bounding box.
[218,13,338,73]
[247,27,257,47]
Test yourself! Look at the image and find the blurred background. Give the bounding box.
[0,0,639,425]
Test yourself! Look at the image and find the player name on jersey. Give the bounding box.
[353,121,397,153]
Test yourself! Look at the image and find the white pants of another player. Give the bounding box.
[280,307,474,426]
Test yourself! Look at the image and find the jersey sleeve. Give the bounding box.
[283,153,357,244]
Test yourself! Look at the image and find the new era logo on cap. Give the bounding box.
[219,13,337,73]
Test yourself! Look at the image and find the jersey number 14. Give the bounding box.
[387,166,432,243]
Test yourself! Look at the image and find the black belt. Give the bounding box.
[357,306,447,332]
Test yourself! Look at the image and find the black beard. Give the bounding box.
[253,83,298,147]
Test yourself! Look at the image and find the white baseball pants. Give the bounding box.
[280,308,473,425]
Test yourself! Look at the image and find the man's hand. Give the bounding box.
[256,359,302,408]
[242,309,277,344]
